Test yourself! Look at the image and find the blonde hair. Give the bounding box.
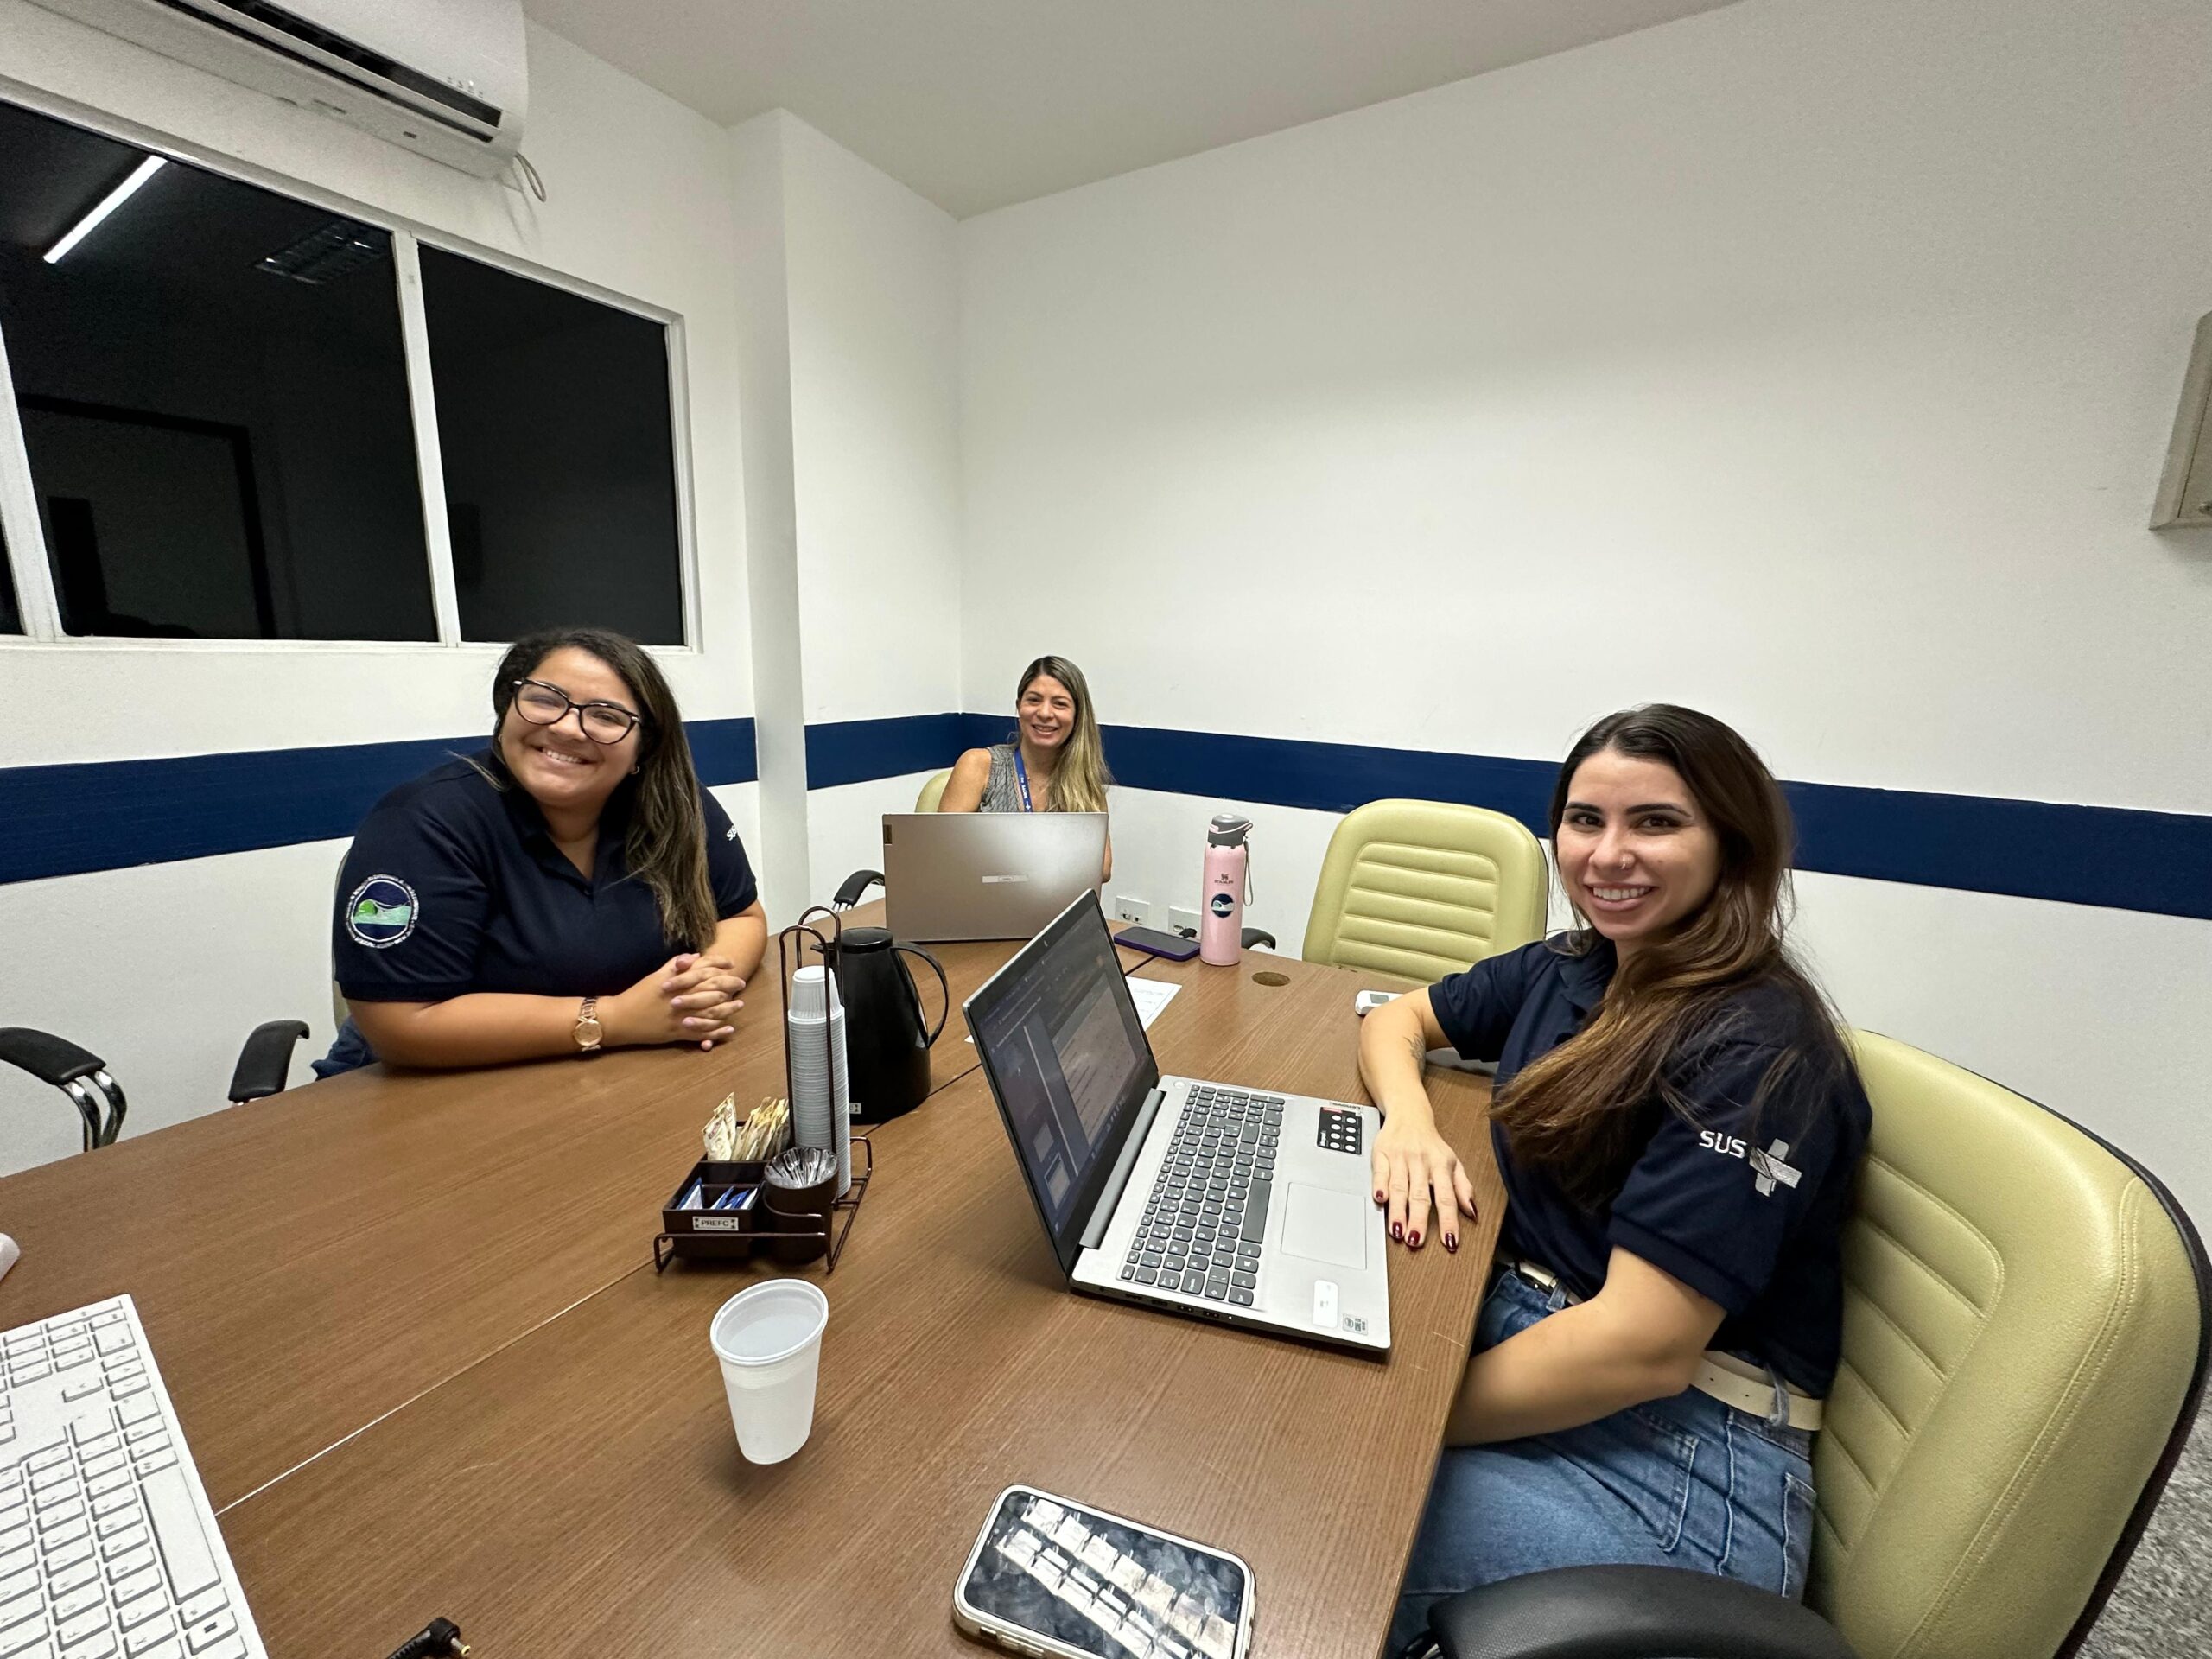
[1016,656,1112,813]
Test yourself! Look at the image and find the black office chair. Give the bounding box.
[0,1021,311,1151]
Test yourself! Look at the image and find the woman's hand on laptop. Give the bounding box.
[1371,1110,1476,1254]
[1358,987,1475,1253]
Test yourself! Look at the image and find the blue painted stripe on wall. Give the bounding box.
[805,713,966,791]
[684,718,760,791]
[950,714,2212,922]
[4,712,2206,919]
[0,718,756,886]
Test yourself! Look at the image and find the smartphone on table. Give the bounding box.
[954,1484,1255,1659]
[1112,926,1200,962]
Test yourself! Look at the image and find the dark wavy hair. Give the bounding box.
[1491,704,1853,1209]
[486,627,718,950]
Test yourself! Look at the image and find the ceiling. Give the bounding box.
[518,0,1739,219]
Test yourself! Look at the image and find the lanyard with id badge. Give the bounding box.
[954,1484,1255,1659]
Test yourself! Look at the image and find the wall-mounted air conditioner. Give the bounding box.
[26,0,528,180]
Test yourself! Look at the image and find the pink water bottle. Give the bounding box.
[1199,814,1253,965]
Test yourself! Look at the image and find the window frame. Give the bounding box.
[0,81,702,655]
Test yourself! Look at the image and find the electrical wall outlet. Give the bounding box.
[1167,906,1199,936]
[1113,895,1150,925]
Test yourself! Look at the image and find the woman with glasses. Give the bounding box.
[315,627,766,1076]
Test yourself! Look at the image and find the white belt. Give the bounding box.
[1507,1259,1825,1433]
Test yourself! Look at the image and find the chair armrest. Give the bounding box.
[0,1027,106,1087]
[832,869,884,910]
[1430,1566,1856,1659]
[1241,928,1278,951]
[228,1020,310,1103]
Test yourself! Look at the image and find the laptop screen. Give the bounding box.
[966,894,1157,1272]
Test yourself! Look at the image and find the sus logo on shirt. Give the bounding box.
[1698,1130,1803,1198]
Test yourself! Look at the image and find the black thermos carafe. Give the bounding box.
[818,926,947,1124]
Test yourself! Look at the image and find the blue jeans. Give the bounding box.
[1388,1268,1816,1656]
[310,1016,377,1080]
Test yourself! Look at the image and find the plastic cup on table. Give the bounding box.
[709,1279,830,1464]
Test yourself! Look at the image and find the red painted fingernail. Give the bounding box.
[1392,1224,1403,1242]
[1446,1237,1458,1253]
[1409,1231,1421,1248]
[1375,1191,1385,1204]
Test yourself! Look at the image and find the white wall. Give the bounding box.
[727,110,810,925]
[784,118,963,734]
[0,8,758,1169]
[729,111,963,916]
[957,0,2212,1216]
[808,772,940,918]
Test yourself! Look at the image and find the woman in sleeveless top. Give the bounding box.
[940,654,1115,879]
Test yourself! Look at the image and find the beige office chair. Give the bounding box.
[1424,1031,2208,1659]
[1300,799,1548,986]
[915,768,953,812]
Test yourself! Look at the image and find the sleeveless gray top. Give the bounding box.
[981,744,1033,812]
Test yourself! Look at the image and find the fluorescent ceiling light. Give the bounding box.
[43,156,168,265]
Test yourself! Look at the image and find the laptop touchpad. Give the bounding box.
[1279,1183,1369,1270]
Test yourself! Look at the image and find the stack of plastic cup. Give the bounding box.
[786,965,853,1197]
[709,1280,829,1464]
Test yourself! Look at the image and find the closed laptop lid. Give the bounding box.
[881,812,1107,942]
[965,893,1158,1279]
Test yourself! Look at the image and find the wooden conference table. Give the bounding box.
[0,906,1503,1658]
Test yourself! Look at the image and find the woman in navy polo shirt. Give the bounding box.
[316,627,766,1075]
[1361,706,1870,1652]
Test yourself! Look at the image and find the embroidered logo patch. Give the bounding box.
[726,824,738,841]
[346,875,418,949]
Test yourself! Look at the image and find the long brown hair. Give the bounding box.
[1014,655,1113,813]
[486,628,719,950]
[1492,705,1850,1209]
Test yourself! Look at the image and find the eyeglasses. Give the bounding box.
[510,678,645,745]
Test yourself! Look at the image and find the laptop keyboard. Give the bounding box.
[1118,1087,1284,1307]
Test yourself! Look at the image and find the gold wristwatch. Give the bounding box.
[573,995,604,1054]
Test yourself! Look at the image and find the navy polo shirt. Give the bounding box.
[1429,937,1870,1395]
[333,752,759,1006]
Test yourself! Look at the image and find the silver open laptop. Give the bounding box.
[882,811,1108,942]
[965,893,1390,1352]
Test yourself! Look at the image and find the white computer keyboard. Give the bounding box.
[0,1295,264,1659]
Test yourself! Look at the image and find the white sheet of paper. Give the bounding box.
[1126,977,1180,1030]
[968,975,1182,1041]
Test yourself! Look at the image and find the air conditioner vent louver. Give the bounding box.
[149,0,500,137]
[26,0,527,179]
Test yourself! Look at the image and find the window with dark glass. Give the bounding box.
[0,99,435,639]
[418,246,684,645]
